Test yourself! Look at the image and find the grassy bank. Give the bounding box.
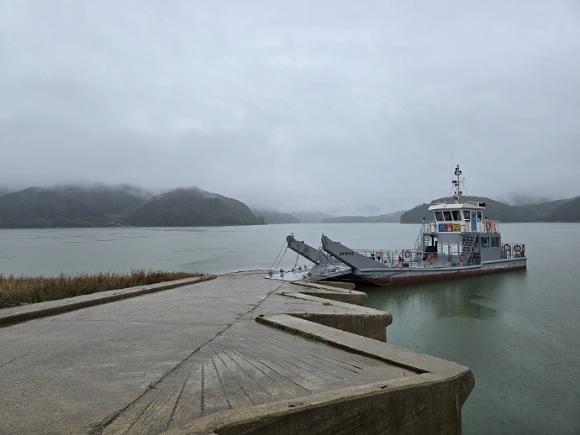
[0,270,201,308]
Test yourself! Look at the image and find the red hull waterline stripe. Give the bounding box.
[364,264,527,287]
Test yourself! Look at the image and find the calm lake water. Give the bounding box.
[0,223,579,434]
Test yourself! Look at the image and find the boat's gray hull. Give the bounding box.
[348,258,527,286]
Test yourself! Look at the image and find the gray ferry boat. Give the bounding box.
[269,165,527,286]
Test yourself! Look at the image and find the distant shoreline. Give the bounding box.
[1,185,578,227]
[1,220,580,230]
[0,270,203,308]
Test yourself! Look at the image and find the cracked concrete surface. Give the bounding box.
[0,272,473,434]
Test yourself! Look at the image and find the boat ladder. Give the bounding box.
[462,232,478,264]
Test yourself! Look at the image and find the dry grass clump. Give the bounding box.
[0,270,201,308]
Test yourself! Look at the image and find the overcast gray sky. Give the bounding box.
[1,0,579,214]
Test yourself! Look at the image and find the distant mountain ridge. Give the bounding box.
[322,210,404,223]
[291,211,334,223]
[0,185,149,228]
[400,195,580,223]
[1,185,578,228]
[252,208,300,224]
[0,185,262,228]
[126,188,260,227]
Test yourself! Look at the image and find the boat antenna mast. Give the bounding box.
[452,164,464,203]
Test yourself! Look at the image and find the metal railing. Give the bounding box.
[500,242,526,259]
[421,219,500,234]
[353,248,478,269]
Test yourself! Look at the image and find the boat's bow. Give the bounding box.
[266,235,352,282]
[321,235,391,272]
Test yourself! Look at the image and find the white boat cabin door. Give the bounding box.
[470,210,477,232]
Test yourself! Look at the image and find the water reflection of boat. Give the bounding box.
[268,165,527,286]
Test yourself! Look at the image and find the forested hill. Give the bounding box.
[252,208,300,224]
[2,186,577,228]
[0,185,263,228]
[0,185,149,228]
[126,188,261,227]
[541,196,580,221]
[322,210,404,223]
[400,196,580,223]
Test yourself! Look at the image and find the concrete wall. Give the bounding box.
[180,374,474,435]
[292,312,389,342]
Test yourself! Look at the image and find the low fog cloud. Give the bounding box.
[1,0,579,214]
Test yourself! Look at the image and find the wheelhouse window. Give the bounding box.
[491,237,499,248]
[434,211,443,221]
[452,210,460,221]
[463,210,470,221]
[443,211,452,221]
[481,236,489,248]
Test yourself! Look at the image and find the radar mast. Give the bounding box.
[452,165,464,203]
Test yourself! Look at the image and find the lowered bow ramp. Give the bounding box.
[286,234,340,267]
[322,235,390,272]
[266,235,351,282]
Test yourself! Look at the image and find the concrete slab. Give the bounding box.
[0,271,474,434]
[0,275,215,327]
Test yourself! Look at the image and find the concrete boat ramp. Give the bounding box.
[0,272,474,434]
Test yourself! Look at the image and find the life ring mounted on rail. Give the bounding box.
[403,249,412,259]
[503,243,512,252]
[513,244,522,253]
[427,253,436,265]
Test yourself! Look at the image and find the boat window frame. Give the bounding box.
[443,211,452,221]
[452,210,460,221]
[434,211,443,221]
[481,236,489,249]
[463,210,470,221]
[477,211,482,221]
[491,236,500,248]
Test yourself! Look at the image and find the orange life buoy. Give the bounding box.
[427,253,436,264]
[403,249,411,259]
[459,252,466,263]
[485,220,493,233]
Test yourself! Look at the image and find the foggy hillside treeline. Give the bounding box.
[401,196,580,223]
[0,185,263,228]
[0,185,579,228]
